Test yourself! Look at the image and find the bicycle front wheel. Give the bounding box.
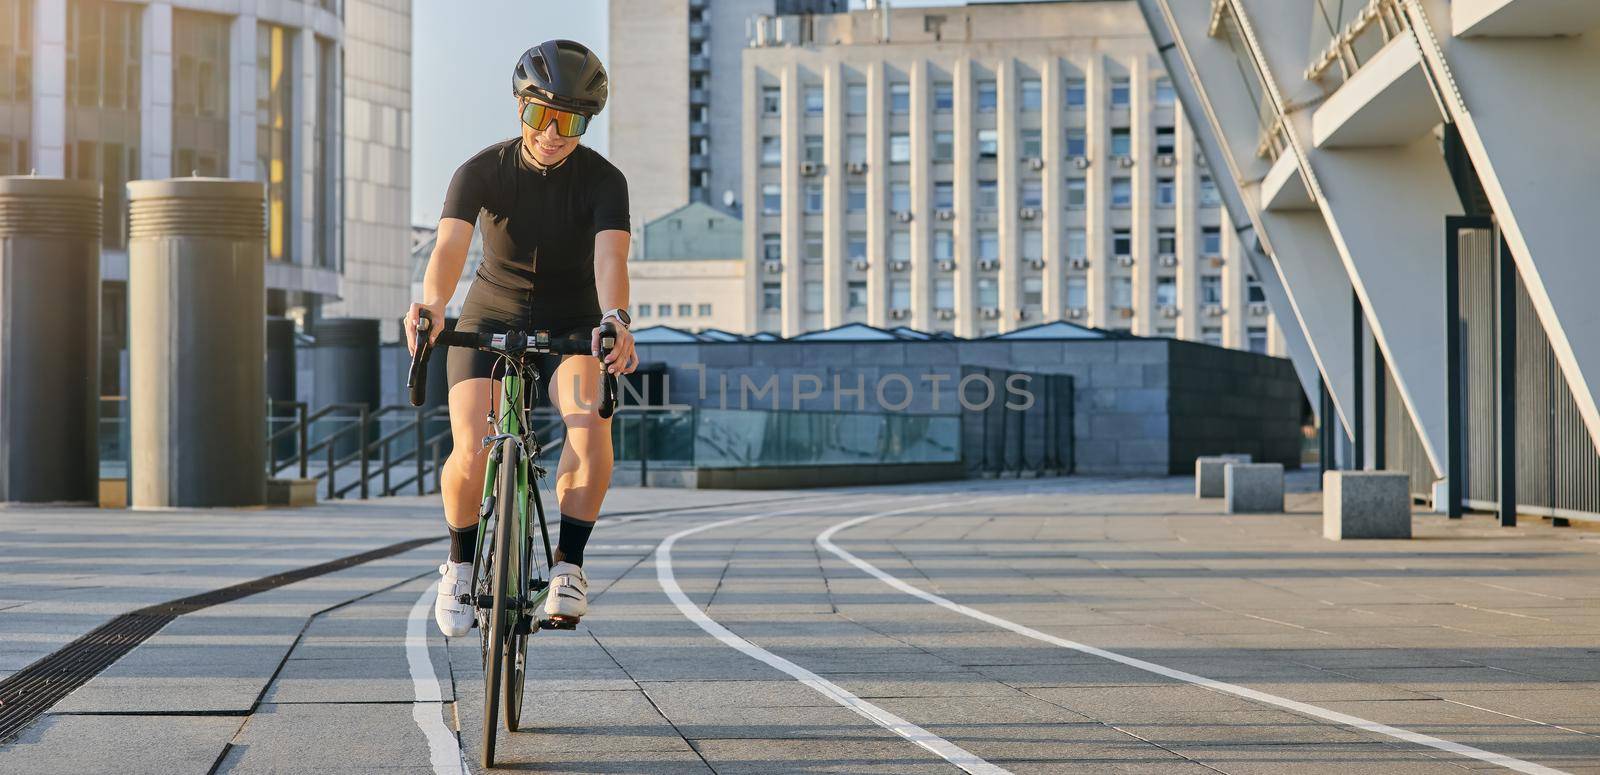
[502,462,533,731]
[481,440,518,767]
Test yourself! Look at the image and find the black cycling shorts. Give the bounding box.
[445,277,599,408]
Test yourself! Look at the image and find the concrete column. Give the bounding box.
[310,318,381,458]
[30,0,65,175]
[141,1,175,179]
[1084,55,1109,327]
[779,65,802,336]
[1128,56,1152,336]
[950,59,974,336]
[1040,56,1063,319]
[995,58,1018,332]
[230,14,259,181]
[296,28,318,268]
[128,179,266,508]
[740,66,761,333]
[822,62,845,327]
[0,178,101,502]
[1174,109,1199,340]
[904,58,929,330]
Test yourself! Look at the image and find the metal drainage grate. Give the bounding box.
[0,535,442,744]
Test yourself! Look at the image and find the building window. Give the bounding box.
[257,22,294,263]
[1065,178,1087,209]
[890,82,910,114]
[66,0,143,248]
[762,86,781,115]
[848,232,868,261]
[1157,227,1176,256]
[978,230,999,261]
[805,233,824,262]
[890,134,910,163]
[1202,326,1223,345]
[659,303,674,317]
[1201,275,1222,304]
[891,279,911,309]
[762,283,782,312]
[804,281,824,313]
[1110,76,1130,108]
[1023,277,1043,307]
[1202,226,1222,256]
[761,135,780,165]
[1155,77,1176,106]
[977,277,998,307]
[890,181,911,213]
[1020,180,1042,208]
[1020,128,1042,159]
[1064,128,1086,157]
[934,230,953,261]
[1112,228,1132,259]
[847,184,866,213]
[1022,230,1042,261]
[1020,78,1041,111]
[847,281,868,310]
[1066,277,1088,308]
[636,304,650,318]
[805,183,824,214]
[1066,229,1087,261]
[933,81,953,112]
[762,232,781,261]
[846,133,866,165]
[891,231,910,262]
[1110,177,1132,208]
[678,303,692,317]
[977,179,997,211]
[1155,126,1176,155]
[762,184,781,214]
[1113,276,1133,308]
[1156,276,1176,307]
[1247,275,1267,303]
[1110,128,1131,157]
[1064,77,1085,108]
[1157,177,1176,207]
[1248,326,1269,354]
[803,134,823,163]
[699,303,713,317]
[933,131,954,162]
[977,129,998,158]
[934,181,954,210]
[1199,174,1221,208]
[173,10,230,177]
[977,79,997,112]
[935,278,955,310]
[846,83,866,115]
[804,85,824,116]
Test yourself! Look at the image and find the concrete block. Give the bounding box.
[1194,454,1251,497]
[1323,471,1412,540]
[1090,362,1146,388]
[1225,463,1284,513]
[1115,340,1168,364]
[266,478,317,507]
[1063,342,1118,363]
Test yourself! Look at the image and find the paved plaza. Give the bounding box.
[2,475,1598,774]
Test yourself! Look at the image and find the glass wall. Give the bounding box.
[65,0,141,248]
[257,22,293,263]
[172,10,229,177]
[0,0,32,175]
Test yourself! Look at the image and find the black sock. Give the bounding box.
[448,523,478,564]
[557,514,595,567]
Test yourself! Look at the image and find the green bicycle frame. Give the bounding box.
[473,370,551,624]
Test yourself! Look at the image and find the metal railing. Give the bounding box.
[1306,0,1411,86]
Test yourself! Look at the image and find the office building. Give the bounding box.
[1,0,412,390]
[1140,0,1599,520]
[741,0,1290,346]
[630,202,747,333]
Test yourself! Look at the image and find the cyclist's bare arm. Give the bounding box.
[592,228,637,374]
[407,217,474,355]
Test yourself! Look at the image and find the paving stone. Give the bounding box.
[0,713,239,774]
[689,737,954,774]
[214,702,436,773]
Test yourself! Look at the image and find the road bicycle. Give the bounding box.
[407,310,617,767]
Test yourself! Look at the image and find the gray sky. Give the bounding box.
[410,0,971,225]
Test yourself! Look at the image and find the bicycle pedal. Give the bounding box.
[539,615,579,631]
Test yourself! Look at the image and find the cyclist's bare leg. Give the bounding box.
[444,377,499,530]
[546,354,611,561]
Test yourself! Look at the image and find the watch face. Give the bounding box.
[614,309,632,327]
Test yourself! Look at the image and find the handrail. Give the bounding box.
[1305,0,1410,86]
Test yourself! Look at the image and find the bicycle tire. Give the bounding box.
[502,473,533,731]
[481,440,517,767]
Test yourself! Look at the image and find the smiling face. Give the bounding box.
[519,97,582,167]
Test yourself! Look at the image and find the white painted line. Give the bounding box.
[407,584,469,775]
[816,513,1574,775]
[656,501,1012,775]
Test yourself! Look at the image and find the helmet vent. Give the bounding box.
[530,53,552,83]
[584,71,607,95]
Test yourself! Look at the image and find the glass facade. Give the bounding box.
[0,0,32,175]
[66,0,141,248]
[172,10,230,177]
[258,22,293,263]
[315,36,337,270]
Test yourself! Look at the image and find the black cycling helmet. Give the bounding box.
[512,40,609,116]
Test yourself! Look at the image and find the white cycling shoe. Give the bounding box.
[435,561,474,637]
[543,562,588,623]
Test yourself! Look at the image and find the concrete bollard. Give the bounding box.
[1195,454,1251,498]
[0,177,102,503]
[1323,471,1412,539]
[1225,463,1285,513]
[310,317,382,458]
[128,179,266,508]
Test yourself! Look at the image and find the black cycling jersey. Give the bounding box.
[441,139,630,322]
